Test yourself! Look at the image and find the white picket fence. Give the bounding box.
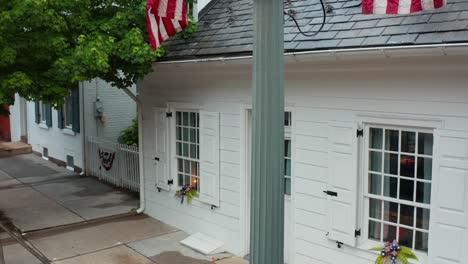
[85,136,140,192]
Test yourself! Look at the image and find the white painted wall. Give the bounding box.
[17,79,136,169]
[141,53,468,263]
[26,96,84,168]
[82,79,137,142]
[9,94,23,142]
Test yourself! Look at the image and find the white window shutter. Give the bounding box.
[199,111,220,207]
[326,120,359,247]
[155,108,170,191]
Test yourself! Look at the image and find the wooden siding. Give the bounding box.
[141,55,468,262]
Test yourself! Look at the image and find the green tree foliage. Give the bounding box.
[118,118,138,146]
[0,0,167,111]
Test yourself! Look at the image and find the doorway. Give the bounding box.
[244,109,292,263]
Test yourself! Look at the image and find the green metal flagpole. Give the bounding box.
[250,0,285,263]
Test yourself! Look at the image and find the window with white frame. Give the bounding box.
[63,96,73,128]
[175,111,200,191]
[39,101,47,123]
[365,126,433,252]
[284,112,292,195]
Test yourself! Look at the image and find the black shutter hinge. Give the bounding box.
[355,229,361,237]
[167,179,174,185]
[166,112,173,117]
[323,190,338,197]
[357,129,364,137]
[154,157,160,161]
[336,241,343,248]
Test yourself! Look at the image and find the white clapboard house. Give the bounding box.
[138,0,468,263]
[9,79,136,171]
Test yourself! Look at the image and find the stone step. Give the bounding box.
[0,141,32,158]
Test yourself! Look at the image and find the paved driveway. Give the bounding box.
[0,154,139,232]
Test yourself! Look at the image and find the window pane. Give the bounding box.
[400,155,415,177]
[183,143,189,157]
[415,232,429,252]
[416,182,431,204]
[368,221,381,241]
[369,173,382,195]
[418,133,433,155]
[195,178,200,191]
[416,208,430,230]
[384,153,398,175]
[190,144,197,159]
[184,160,190,174]
[417,157,432,180]
[183,112,189,126]
[176,112,182,125]
[190,129,197,143]
[383,224,397,242]
[369,198,382,220]
[399,227,413,248]
[284,159,291,177]
[183,128,189,141]
[176,127,182,140]
[178,174,184,186]
[284,112,291,126]
[369,151,382,172]
[191,176,198,190]
[400,179,414,202]
[400,204,414,227]
[370,128,383,149]
[284,178,291,195]
[401,131,416,153]
[384,201,398,223]
[190,112,196,127]
[285,140,291,157]
[384,176,397,198]
[178,159,183,172]
[176,142,182,156]
[185,175,190,186]
[191,161,198,176]
[385,130,399,151]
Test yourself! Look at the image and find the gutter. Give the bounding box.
[121,85,145,214]
[157,43,468,65]
[80,82,86,176]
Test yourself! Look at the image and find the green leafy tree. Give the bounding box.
[0,0,167,112]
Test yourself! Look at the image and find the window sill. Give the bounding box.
[66,166,74,171]
[357,240,427,264]
[62,128,76,136]
[38,123,49,130]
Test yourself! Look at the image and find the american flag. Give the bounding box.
[363,0,446,14]
[147,0,188,50]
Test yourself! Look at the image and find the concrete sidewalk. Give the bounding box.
[3,214,248,264]
[0,154,248,264]
[0,154,138,232]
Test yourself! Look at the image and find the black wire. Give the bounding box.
[284,0,327,38]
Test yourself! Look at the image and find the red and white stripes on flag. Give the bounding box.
[363,0,446,14]
[147,0,188,50]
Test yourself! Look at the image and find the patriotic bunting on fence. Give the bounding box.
[146,0,188,50]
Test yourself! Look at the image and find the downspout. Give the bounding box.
[80,82,86,175]
[122,85,145,214]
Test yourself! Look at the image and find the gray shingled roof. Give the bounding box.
[164,0,468,59]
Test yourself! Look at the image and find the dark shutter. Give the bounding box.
[71,86,80,133]
[45,104,52,127]
[57,107,64,129]
[34,101,40,124]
